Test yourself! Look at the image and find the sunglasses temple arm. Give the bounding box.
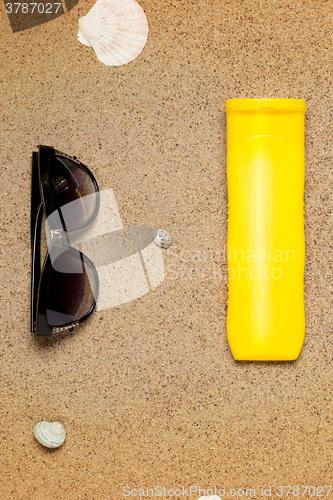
[31,152,43,332]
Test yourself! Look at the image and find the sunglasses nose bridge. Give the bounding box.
[47,228,71,273]
[50,228,64,247]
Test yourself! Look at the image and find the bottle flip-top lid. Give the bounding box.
[226,98,306,112]
[225,98,306,150]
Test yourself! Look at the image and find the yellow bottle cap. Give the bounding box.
[226,98,306,112]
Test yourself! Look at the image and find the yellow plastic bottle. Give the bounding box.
[225,98,306,361]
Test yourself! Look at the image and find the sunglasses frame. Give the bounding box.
[31,145,100,336]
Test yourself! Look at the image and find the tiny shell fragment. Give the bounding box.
[154,229,172,249]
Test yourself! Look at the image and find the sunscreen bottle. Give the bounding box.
[225,98,306,360]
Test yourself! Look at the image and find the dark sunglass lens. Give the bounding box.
[46,154,98,230]
[45,249,98,328]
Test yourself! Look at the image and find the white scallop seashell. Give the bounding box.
[33,421,66,449]
[197,496,222,500]
[154,229,172,249]
[77,0,149,66]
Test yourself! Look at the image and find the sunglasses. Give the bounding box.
[31,145,100,336]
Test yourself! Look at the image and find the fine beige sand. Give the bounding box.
[0,0,332,498]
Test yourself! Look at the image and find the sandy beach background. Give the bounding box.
[0,0,332,498]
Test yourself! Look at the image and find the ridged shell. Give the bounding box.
[197,496,222,500]
[154,229,172,249]
[78,0,149,66]
[33,421,66,449]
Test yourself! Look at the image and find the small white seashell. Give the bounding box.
[33,421,66,449]
[154,229,172,249]
[78,0,149,67]
[197,496,222,500]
